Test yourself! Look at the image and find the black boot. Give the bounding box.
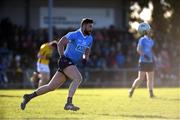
[149,90,155,98]
[129,88,135,98]
[20,92,37,110]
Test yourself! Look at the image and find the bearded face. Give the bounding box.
[83,23,93,35]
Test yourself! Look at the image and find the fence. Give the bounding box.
[0,67,179,89]
[80,68,180,87]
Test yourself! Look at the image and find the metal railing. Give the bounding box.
[1,67,179,89]
[81,68,180,87]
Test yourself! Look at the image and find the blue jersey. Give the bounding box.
[64,28,93,64]
[138,35,154,63]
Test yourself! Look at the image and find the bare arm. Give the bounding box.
[137,45,144,55]
[84,48,91,61]
[37,54,47,59]
[57,36,69,57]
[137,44,151,60]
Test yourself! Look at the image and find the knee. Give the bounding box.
[136,77,143,82]
[74,76,83,83]
[79,75,83,83]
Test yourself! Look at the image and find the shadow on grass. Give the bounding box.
[1,112,179,120]
[0,118,81,120]
[76,112,179,120]
[0,95,21,98]
[155,97,180,102]
[120,114,179,120]
[76,94,100,96]
[98,113,174,119]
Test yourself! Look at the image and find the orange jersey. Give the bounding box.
[37,43,53,65]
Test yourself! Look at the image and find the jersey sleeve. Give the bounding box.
[138,38,144,47]
[137,38,145,53]
[38,45,46,55]
[65,31,77,42]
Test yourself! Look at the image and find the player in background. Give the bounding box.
[30,41,57,88]
[20,18,94,111]
[129,22,155,98]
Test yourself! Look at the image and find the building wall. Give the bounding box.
[0,0,26,26]
[0,0,129,29]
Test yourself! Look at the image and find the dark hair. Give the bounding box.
[81,18,94,26]
[49,41,57,47]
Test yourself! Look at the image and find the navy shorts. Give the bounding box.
[57,57,74,73]
[138,62,155,72]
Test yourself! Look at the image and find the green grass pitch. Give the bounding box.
[0,88,180,120]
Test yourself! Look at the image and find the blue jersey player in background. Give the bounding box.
[21,18,94,111]
[129,22,155,98]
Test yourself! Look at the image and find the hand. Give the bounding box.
[60,55,65,58]
[144,54,150,60]
[82,59,87,67]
